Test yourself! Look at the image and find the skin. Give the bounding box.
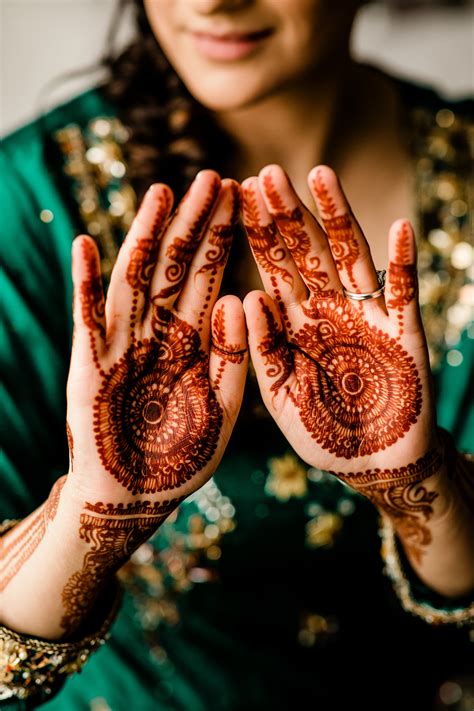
[0,0,472,640]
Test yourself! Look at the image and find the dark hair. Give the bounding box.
[103,0,234,204]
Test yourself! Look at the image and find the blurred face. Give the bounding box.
[144,0,360,111]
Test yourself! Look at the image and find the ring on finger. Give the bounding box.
[343,270,387,302]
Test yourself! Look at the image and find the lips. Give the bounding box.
[190,28,273,61]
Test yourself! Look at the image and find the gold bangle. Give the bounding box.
[0,521,122,702]
[379,515,474,627]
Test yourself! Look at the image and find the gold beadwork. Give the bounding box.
[0,587,122,700]
[379,515,473,627]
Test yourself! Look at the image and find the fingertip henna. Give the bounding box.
[387,222,418,338]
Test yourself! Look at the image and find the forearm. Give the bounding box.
[0,477,117,639]
[387,454,474,598]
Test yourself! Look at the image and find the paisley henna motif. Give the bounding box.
[60,499,179,635]
[331,447,442,562]
[154,176,220,300]
[262,174,330,294]
[242,185,293,285]
[290,295,422,458]
[312,171,359,290]
[0,477,66,591]
[258,298,293,393]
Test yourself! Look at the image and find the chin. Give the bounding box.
[182,75,280,113]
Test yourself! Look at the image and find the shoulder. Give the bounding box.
[1,86,115,158]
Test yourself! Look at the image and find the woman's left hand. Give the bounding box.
[242,165,445,557]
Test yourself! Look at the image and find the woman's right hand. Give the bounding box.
[0,172,247,640]
[67,170,247,508]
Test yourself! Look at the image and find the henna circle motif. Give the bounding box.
[93,315,222,494]
[292,297,422,458]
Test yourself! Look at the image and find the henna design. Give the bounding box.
[0,477,66,591]
[290,295,422,458]
[312,171,359,290]
[66,420,74,469]
[262,174,331,294]
[80,240,105,337]
[60,499,179,635]
[195,183,240,332]
[80,240,106,377]
[242,186,293,285]
[154,177,220,300]
[93,306,222,494]
[258,298,293,393]
[386,223,417,338]
[330,448,442,562]
[210,304,246,390]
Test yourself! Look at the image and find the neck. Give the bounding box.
[215,59,351,206]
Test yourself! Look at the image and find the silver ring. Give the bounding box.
[343,270,387,302]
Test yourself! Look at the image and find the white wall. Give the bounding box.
[1,0,473,136]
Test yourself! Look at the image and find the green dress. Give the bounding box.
[1,79,473,711]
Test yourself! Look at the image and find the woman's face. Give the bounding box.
[143,0,360,111]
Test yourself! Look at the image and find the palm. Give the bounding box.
[242,166,437,486]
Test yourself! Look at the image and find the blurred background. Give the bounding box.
[0,0,473,136]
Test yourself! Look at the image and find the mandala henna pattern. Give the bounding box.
[290,295,422,458]
[60,499,179,635]
[0,477,66,591]
[93,322,222,494]
[386,223,417,338]
[312,171,359,290]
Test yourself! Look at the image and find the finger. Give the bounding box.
[259,165,342,296]
[309,165,385,311]
[71,236,106,375]
[209,295,248,422]
[105,183,173,342]
[385,219,421,339]
[242,177,307,327]
[148,170,221,309]
[176,179,240,336]
[243,290,295,411]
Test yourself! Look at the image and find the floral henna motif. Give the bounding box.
[290,295,422,458]
[386,224,417,338]
[60,499,179,635]
[93,306,222,494]
[210,304,246,390]
[154,177,220,300]
[312,172,359,290]
[331,447,442,562]
[0,477,66,591]
[258,298,293,393]
[262,174,330,294]
[242,186,293,285]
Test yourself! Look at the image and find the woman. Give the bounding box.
[1,0,473,709]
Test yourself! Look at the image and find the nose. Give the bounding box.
[190,0,253,14]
